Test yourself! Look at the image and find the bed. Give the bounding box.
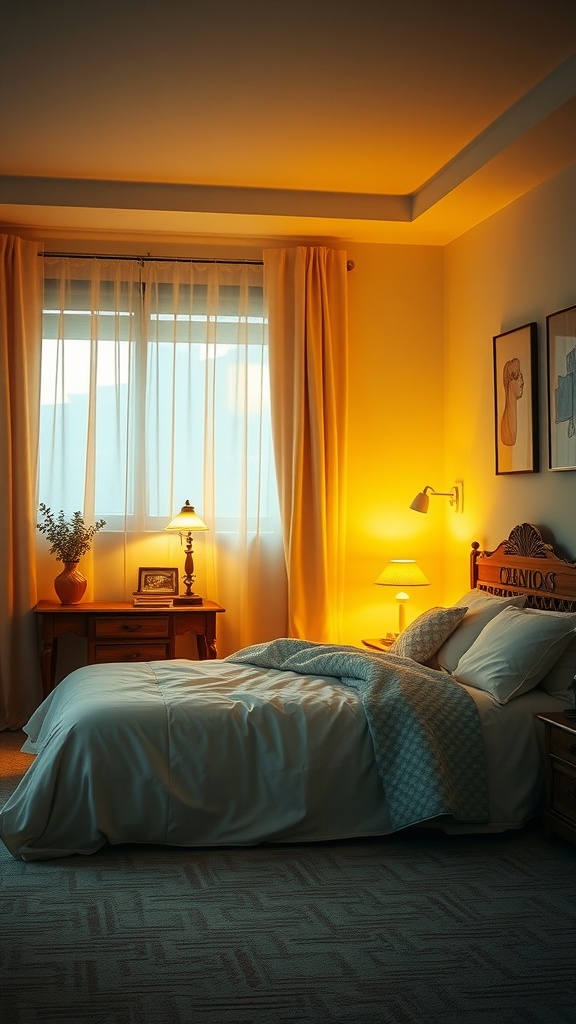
[2,522,576,861]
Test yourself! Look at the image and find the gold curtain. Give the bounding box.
[0,235,43,729]
[263,246,348,643]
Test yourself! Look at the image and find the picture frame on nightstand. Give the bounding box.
[135,567,179,596]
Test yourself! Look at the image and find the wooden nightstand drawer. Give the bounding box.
[94,615,171,639]
[538,711,576,848]
[550,762,576,821]
[549,727,576,767]
[93,642,171,664]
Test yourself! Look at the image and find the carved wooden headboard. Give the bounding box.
[470,523,576,612]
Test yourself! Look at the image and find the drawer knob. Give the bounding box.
[121,623,142,632]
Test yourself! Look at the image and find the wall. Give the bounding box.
[443,160,576,603]
[342,241,446,644]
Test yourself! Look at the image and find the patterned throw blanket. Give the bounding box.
[227,638,489,830]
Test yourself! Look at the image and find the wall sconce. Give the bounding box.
[410,482,462,514]
[375,559,429,632]
[165,500,208,605]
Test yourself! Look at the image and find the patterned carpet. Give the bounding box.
[2,729,576,1024]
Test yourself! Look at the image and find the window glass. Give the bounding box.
[39,261,277,532]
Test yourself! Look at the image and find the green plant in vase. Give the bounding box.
[37,503,106,604]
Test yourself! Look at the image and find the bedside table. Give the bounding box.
[537,710,576,847]
[34,600,225,698]
[362,635,398,653]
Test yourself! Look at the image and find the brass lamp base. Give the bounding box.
[173,594,203,606]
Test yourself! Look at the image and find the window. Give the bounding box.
[39,257,279,533]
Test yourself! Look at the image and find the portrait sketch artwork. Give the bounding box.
[547,304,576,471]
[493,323,538,475]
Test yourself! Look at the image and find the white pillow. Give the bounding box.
[388,606,468,664]
[436,589,527,673]
[539,633,576,695]
[452,606,576,704]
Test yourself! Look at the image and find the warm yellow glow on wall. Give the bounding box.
[342,241,446,646]
[443,163,576,604]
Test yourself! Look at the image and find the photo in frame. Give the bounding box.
[493,322,538,475]
[136,567,179,596]
[547,304,576,471]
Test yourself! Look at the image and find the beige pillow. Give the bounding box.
[452,606,576,704]
[436,589,527,674]
[389,606,468,664]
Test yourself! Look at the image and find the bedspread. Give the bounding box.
[227,639,489,828]
[1,644,491,861]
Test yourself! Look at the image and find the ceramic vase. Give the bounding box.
[54,562,87,605]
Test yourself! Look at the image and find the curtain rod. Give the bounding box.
[39,252,263,266]
[39,252,355,269]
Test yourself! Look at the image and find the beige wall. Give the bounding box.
[341,242,446,644]
[343,158,576,643]
[443,161,576,603]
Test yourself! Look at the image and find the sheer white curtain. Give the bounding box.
[38,257,287,655]
[0,234,43,729]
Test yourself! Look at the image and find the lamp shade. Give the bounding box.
[375,559,429,588]
[165,500,208,533]
[409,483,461,514]
[410,490,430,514]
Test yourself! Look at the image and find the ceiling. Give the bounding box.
[1,0,576,247]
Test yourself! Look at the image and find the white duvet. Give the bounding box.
[0,658,569,860]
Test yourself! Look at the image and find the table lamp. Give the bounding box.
[165,500,208,605]
[375,559,429,632]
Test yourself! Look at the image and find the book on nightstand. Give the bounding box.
[132,592,174,608]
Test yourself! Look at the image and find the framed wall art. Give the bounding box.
[493,322,538,475]
[136,567,179,596]
[547,304,576,471]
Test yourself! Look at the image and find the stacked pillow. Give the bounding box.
[388,605,468,664]
[435,589,527,673]
[436,589,576,704]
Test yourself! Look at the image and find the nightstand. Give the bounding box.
[537,711,576,848]
[34,600,225,698]
[362,635,398,653]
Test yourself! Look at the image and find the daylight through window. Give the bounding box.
[39,258,279,533]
